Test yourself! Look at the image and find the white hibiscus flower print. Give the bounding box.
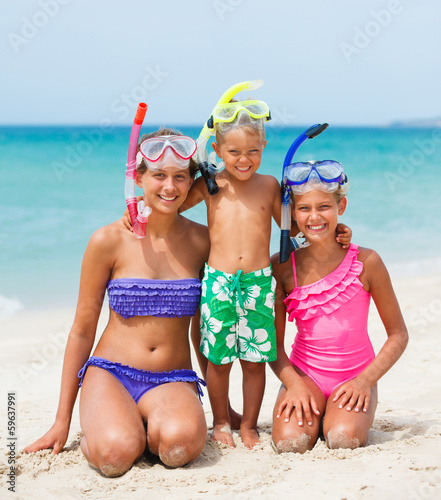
[212,276,232,303]
[241,284,261,311]
[225,328,236,349]
[263,267,272,277]
[264,291,274,309]
[238,323,272,361]
[201,278,207,297]
[200,303,223,347]
[200,338,210,359]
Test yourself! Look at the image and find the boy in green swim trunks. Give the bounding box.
[180,90,351,449]
[180,98,280,449]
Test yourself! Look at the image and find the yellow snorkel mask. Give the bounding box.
[196,80,269,194]
[207,100,271,130]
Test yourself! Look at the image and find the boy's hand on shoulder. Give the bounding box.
[121,207,133,232]
[179,176,206,212]
[336,223,352,249]
[121,195,143,232]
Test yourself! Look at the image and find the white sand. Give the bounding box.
[1,274,441,499]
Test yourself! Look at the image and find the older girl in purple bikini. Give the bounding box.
[25,113,210,476]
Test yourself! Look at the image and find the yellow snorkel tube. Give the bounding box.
[196,79,264,194]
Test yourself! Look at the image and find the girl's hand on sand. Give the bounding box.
[336,223,352,249]
[332,376,371,413]
[121,208,133,232]
[24,421,69,455]
[276,384,320,427]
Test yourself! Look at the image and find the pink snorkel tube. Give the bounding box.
[125,102,151,238]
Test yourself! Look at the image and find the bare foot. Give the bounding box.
[228,405,242,431]
[240,426,260,450]
[212,423,235,448]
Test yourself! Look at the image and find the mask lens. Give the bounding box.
[140,138,166,161]
[315,161,343,181]
[243,101,268,118]
[213,103,237,121]
[285,163,313,184]
[168,137,197,159]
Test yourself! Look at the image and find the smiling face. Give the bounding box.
[136,165,193,214]
[212,127,266,181]
[292,190,347,242]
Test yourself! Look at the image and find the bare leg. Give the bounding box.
[138,382,207,467]
[227,404,242,431]
[272,369,326,454]
[205,361,235,448]
[190,312,209,382]
[79,367,146,477]
[239,360,265,450]
[323,384,378,449]
[191,316,242,430]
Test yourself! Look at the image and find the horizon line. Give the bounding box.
[1,120,440,129]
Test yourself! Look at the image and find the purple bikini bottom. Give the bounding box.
[78,356,205,404]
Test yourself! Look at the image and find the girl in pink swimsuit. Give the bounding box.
[270,162,408,453]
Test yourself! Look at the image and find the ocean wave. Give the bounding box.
[0,295,24,320]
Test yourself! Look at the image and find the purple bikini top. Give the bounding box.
[107,278,201,319]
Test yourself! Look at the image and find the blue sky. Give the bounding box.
[1,0,440,126]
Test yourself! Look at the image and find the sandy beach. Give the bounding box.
[1,273,441,500]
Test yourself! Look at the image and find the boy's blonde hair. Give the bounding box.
[215,120,266,144]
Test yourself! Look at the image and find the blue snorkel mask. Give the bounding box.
[285,160,347,194]
[279,123,329,263]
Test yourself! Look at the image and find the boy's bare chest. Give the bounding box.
[209,189,272,217]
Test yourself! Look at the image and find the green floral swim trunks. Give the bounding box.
[199,264,277,365]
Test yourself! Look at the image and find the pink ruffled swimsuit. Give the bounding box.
[284,244,375,398]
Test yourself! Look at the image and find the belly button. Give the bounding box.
[150,347,157,353]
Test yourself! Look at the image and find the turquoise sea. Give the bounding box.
[1,124,440,314]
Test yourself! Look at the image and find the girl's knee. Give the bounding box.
[325,423,368,450]
[154,418,207,467]
[273,433,313,454]
[158,437,205,468]
[82,430,145,477]
[272,425,316,454]
[159,444,194,468]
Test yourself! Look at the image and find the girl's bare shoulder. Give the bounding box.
[87,220,129,254]
[179,216,210,250]
[356,246,391,290]
[357,246,384,268]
